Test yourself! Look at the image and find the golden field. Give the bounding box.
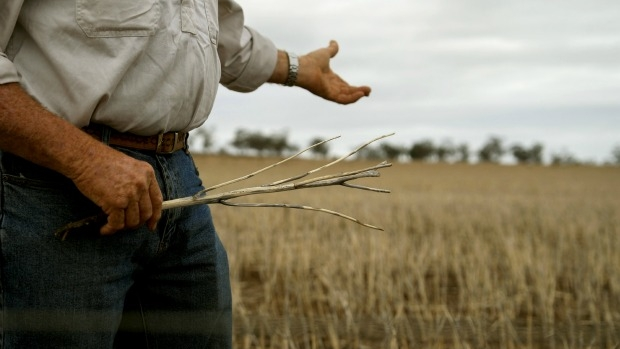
[192,154,620,349]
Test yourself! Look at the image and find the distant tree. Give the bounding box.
[268,132,297,156]
[190,127,215,153]
[409,140,434,161]
[529,143,544,164]
[612,145,620,165]
[455,143,470,163]
[511,144,529,164]
[511,143,544,164]
[550,151,579,166]
[356,145,383,160]
[308,137,330,158]
[380,142,405,161]
[231,129,252,154]
[435,140,456,162]
[231,129,296,156]
[244,131,267,155]
[478,136,505,163]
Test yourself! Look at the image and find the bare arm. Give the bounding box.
[268,40,371,104]
[0,83,162,234]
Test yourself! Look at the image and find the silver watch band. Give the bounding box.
[285,52,299,87]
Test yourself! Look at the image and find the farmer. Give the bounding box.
[0,1,370,348]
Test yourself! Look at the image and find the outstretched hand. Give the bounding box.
[269,40,371,104]
[298,40,371,104]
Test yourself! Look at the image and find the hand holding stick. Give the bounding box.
[55,133,394,240]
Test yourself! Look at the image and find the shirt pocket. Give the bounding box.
[180,0,218,45]
[198,0,219,45]
[76,0,161,37]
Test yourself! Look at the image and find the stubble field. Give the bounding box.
[192,154,620,349]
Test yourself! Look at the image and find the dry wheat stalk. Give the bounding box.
[55,133,394,240]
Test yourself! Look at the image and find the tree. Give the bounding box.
[231,128,297,156]
[550,151,579,166]
[511,143,544,164]
[478,136,505,163]
[231,129,252,154]
[612,145,620,165]
[455,143,470,163]
[355,145,383,160]
[246,132,270,155]
[380,142,405,161]
[231,129,270,155]
[435,140,456,163]
[529,143,544,164]
[189,127,215,153]
[308,137,330,158]
[409,140,434,161]
[268,132,297,156]
[511,144,530,164]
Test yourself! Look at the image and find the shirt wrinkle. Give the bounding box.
[0,0,278,134]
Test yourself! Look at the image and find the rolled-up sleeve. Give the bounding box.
[0,1,23,84]
[218,0,277,92]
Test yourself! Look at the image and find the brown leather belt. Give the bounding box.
[83,124,188,154]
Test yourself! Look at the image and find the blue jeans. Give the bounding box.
[0,149,232,348]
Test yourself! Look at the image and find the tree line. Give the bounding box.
[190,128,620,166]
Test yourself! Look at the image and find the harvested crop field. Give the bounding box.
[192,154,620,348]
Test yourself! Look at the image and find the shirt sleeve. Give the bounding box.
[0,1,23,84]
[217,0,278,92]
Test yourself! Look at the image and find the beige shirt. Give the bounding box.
[0,0,277,135]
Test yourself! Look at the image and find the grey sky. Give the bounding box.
[201,0,620,163]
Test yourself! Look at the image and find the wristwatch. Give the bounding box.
[285,52,299,87]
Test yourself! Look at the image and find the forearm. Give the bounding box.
[0,82,107,179]
[1,82,163,234]
[267,50,289,85]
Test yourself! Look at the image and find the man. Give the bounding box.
[0,1,370,348]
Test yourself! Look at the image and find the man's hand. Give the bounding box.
[69,145,163,235]
[298,40,371,104]
[269,40,371,104]
[0,82,163,236]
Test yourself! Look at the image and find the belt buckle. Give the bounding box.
[156,132,179,154]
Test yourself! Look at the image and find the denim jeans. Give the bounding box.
[0,149,232,348]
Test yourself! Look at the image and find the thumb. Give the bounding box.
[327,40,339,58]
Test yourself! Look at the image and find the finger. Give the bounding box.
[328,75,372,103]
[100,209,125,235]
[336,91,366,105]
[349,86,372,99]
[328,40,339,58]
[124,201,141,229]
[147,179,163,231]
[138,191,153,227]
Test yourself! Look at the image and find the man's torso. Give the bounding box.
[8,0,221,134]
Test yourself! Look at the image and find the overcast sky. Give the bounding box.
[200,0,620,163]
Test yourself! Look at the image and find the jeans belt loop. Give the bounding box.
[183,132,190,153]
